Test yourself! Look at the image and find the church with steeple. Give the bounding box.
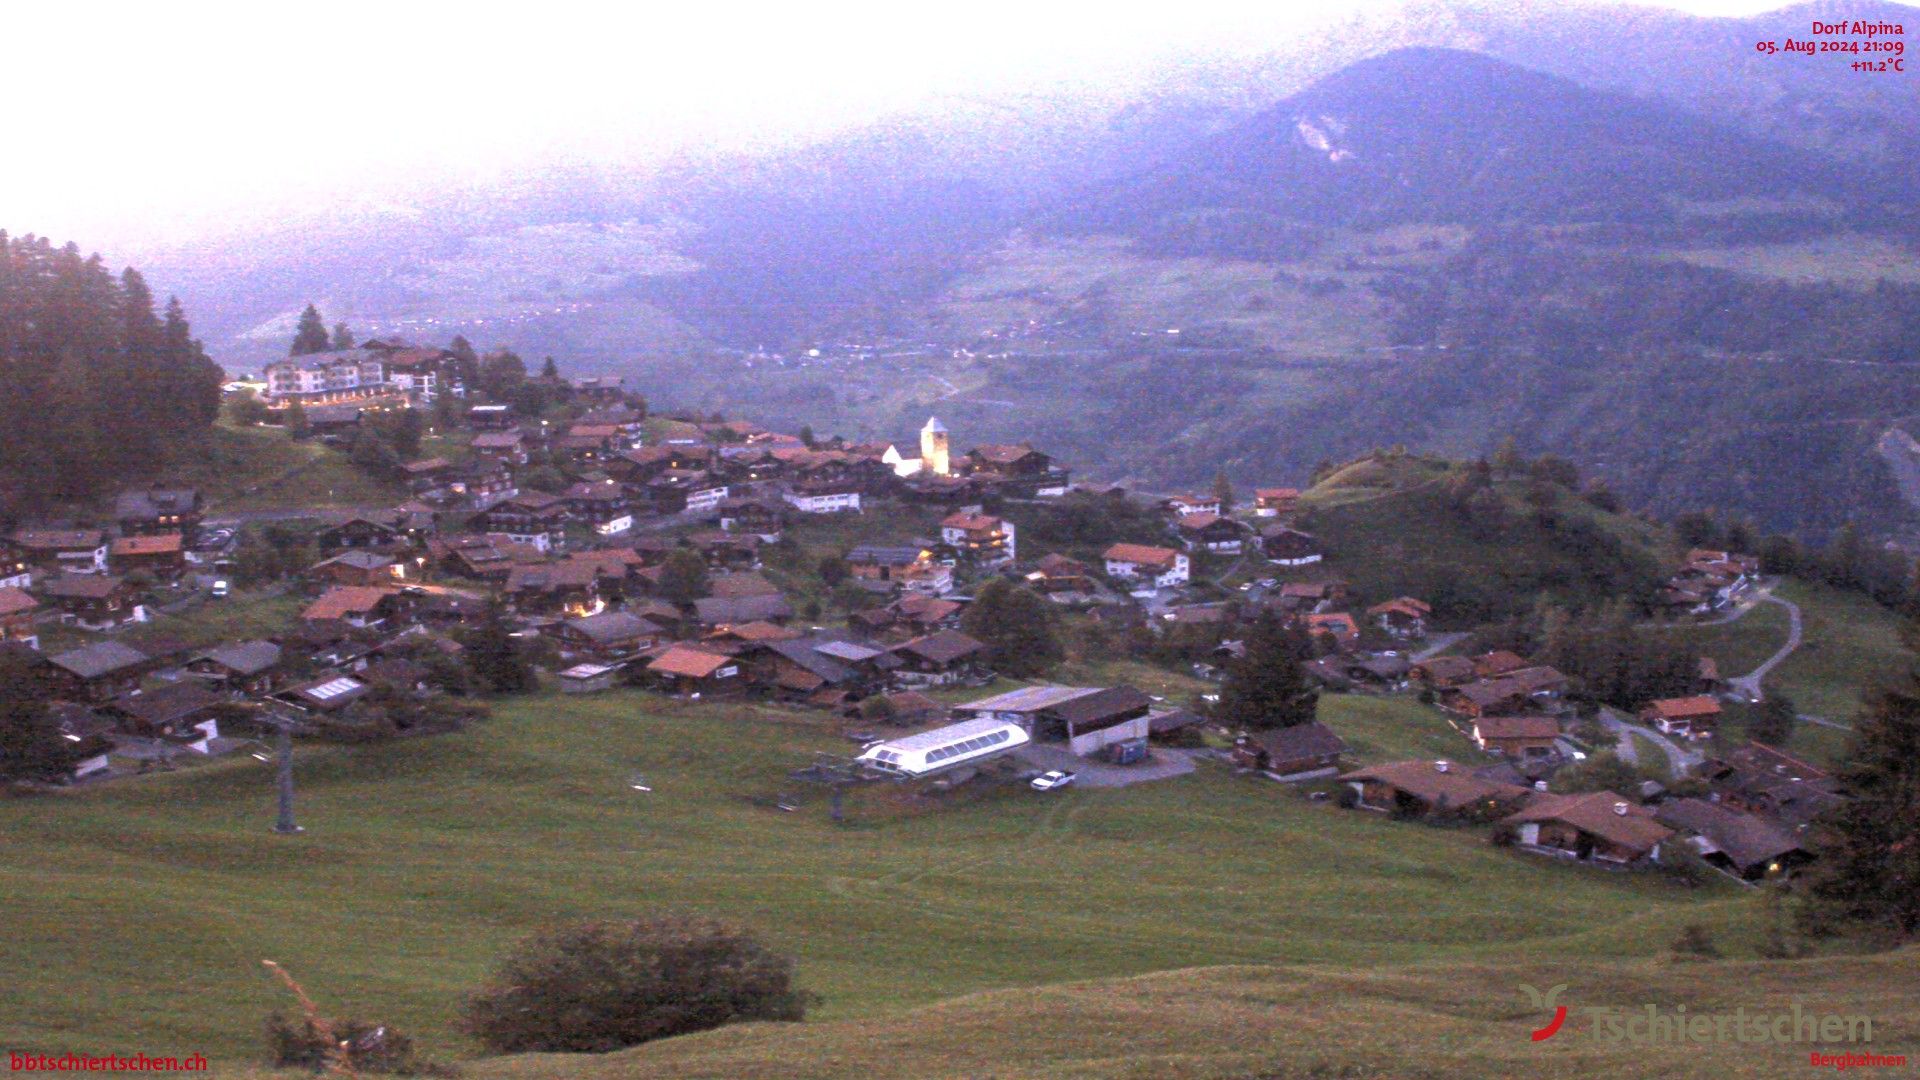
[882,416,954,478]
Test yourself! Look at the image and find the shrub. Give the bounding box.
[1334,786,1360,810]
[1670,924,1720,960]
[462,916,814,1053]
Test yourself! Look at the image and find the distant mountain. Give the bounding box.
[1061,46,1879,241]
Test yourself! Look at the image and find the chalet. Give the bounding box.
[1441,677,1537,719]
[1472,651,1530,679]
[428,535,523,581]
[1341,653,1411,690]
[1271,581,1343,613]
[0,544,29,589]
[708,571,781,600]
[713,497,786,540]
[1164,494,1222,517]
[447,459,516,509]
[849,544,929,583]
[890,629,989,686]
[1253,488,1300,517]
[277,674,374,714]
[563,481,634,536]
[1640,696,1721,739]
[43,641,153,702]
[705,620,802,650]
[750,633,899,702]
[469,430,528,465]
[551,611,664,661]
[1174,513,1248,554]
[308,550,398,588]
[302,403,367,432]
[552,423,623,462]
[557,662,620,695]
[301,586,398,628]
[1695,743,1843,830]
[963,443,1054,480]
[1366,597,1432,639]
[847,689,946,727]
[783,483,861,514]
[1102,543,1189,589]
[38,574,145,631]
[693,594,794,628]
[939,512,1016,565]
[402,457,457,499]
[184,640,284,694]
[114,488,202,542]
[644,644,744,696]
[1025,553,1096,595]
[103,683,224,749]
[1410,655,1476,689]
[1504,665,1568,701]
[316,514,404,553]
[12,529,108,575]
[0,587,39,649]
[1471,715,1562,759]
[686,532,760,571]
[51,704,116,779]
[108,534,187,578]
[1339,759,1534,816]
[482,492,569,552]
[1501,791,1672,866]
[1231,721,1349,776]
[504,562,602,618]
[1260,526,1323,566]
[1303,612,1360,651]
[1654,798,1811,881]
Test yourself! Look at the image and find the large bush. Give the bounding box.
[462,916,812,1053]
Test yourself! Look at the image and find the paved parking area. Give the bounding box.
[1015,744,1197,788]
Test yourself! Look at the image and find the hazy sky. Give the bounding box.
[9,0,1818,254]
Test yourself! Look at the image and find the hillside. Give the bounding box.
[1058,47,1879,243]
[0,686,1809,1069]
[1285,453,1669,622]
[419,950,1920,1080]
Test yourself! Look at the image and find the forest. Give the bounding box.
[0,233,224,505]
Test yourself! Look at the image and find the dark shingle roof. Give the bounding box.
[48,641,151,680]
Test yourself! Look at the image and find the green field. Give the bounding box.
[2,688,1803,1073]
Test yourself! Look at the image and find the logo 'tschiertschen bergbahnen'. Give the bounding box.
[1519,984,1882,1047]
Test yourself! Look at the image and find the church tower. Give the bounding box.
[920,416,951,477]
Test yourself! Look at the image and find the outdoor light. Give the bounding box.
[63,733,81,742]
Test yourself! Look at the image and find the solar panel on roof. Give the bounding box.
[305,677,364,701]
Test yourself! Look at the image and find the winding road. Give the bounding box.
[1726,593,1803,703]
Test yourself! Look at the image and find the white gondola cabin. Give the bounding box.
[856,718,1029,778]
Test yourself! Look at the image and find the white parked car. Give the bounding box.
[1030,770,1076,791]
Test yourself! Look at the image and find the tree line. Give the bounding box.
[0,233,224,505]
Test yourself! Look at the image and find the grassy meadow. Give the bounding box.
[0,686,1798,1073]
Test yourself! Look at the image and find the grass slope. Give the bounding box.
[1292,454,1669,623]
[0,689,1787,1069]
[439,949,1920,1080]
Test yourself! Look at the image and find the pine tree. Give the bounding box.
[1748,694,1797,746]
[283,400,309,437]
[466,602,536,694]
[1214,616,1318,730]
[1799,670,1920,939]
[290,304,330,355]
[1212,470,1235,514]
[658,550,710,606]
[538,356,560,380]
[0,656,83,783]
[959,580,1062,678]
[331,322,356,350]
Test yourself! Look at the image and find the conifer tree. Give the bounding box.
[1800,669,1920,938]
[466,602,537,694]
[331,322,356,350]
[1214,615,1317,730]
[960,580,1062,678]
[1212,470,1235,514]
[291,304,330,355]
[658,549,711,606]
[0,656,84,783]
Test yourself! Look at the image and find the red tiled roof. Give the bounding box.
[301,586,393,621]
[648,645,732,679]
[1104,543,1181,570]
[109,534,183,556]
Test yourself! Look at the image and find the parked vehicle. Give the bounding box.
[1030,770,1076,791]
